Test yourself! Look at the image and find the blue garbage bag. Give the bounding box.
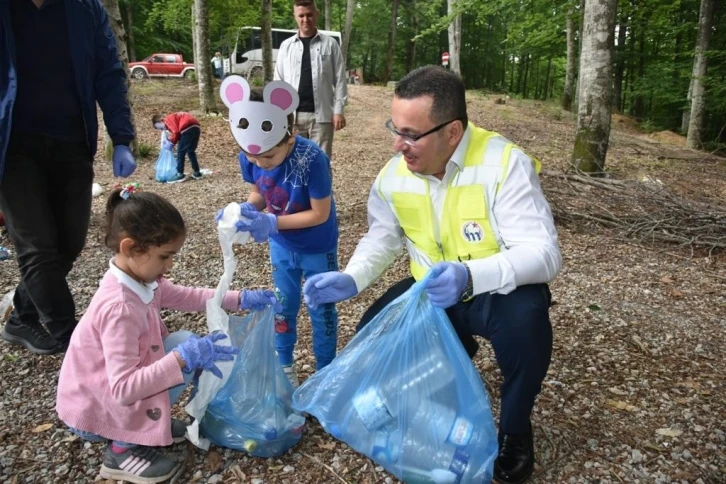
[201,308,305,457]
[293,274,498,483]
[154,131,176,183]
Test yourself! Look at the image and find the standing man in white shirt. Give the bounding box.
[274,0,347,159]
[303,66,561,484]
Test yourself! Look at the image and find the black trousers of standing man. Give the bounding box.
[0,133,93,349]
[356,277,553,436]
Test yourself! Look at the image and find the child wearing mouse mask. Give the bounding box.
[218,76,339,388]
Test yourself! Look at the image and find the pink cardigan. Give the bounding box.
[56,270,240,446]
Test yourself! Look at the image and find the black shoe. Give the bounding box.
[1,320,61,355]
[494,427,535,484]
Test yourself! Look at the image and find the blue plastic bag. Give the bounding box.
[293,275,498,483]
[201,308,305,457]
[154,131,176,183]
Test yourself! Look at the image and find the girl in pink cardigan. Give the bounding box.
[56,186,279,483]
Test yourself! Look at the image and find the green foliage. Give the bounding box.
[121,0,726,144]
[137,142,155,159]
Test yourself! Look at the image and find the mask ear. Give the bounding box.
[263,81,299,116]
[220,75,250,108]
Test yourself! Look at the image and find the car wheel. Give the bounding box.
[132,68,147,80]
[184,69,195,79]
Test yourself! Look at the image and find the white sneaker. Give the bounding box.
[283,364,299,389]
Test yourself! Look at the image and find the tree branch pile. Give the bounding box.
[541,169,726,254]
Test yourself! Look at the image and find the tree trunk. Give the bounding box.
[571,0,618,175]
[562,6,576,111]
[633,26,645,119]
[522,54,532,99]
[686,0,715,149]
[613,15,627,113]
[324,0,332,31]
[543,57,552,101]
[194,0,216,112]
[447,0,462,75]
[261,0,273,82]
[382,0,399,83]
[121,2,136,62]
[99,0,138,158]
[574,0,586,109]
[191,4,200,76]
[342,0,355,68]
[405,0,418,74]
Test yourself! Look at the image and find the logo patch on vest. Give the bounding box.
[462,221,484,243]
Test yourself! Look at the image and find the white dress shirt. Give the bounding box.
[274,31,348,123]
[344,127,562,297]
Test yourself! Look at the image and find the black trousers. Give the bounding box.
[0,133,93,343]
[357,277,553,435]
[176,126,200,175]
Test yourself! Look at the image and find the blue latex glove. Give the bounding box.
[162,139,173,151]
[112,145,137,178]
[425,262,469,308]
[303,272,357,309]
[174,331,239,379]
[215,202,257,223]
[235,208,278,242]
[240,289,283,313]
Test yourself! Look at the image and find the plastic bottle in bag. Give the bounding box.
[352,345,456,431]
[365,428,469,484]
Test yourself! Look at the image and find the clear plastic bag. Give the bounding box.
[154,131,176,183]
[201,308,305,457]
[293,275,498,483]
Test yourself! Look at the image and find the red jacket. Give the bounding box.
[164,112,200,144]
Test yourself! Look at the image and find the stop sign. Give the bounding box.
[442,52,450,65]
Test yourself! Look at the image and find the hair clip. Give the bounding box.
[120,183,140,200]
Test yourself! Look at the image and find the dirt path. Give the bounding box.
[0,80,724,483]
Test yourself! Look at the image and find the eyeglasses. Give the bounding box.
[384,118,459,146]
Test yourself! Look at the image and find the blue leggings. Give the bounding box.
[270,239,339,370]
[69,330,197,445]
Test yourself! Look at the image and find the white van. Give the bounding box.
[226,27,342,79]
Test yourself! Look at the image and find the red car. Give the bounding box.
[129,54,195,80]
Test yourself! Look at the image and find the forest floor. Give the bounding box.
[0,79,724,484]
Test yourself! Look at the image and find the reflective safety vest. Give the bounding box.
[377,124,541,281]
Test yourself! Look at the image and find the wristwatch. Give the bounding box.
[460,263,474,302]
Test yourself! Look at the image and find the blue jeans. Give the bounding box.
[270,239,338,370]
[176,126,200,175]
[70,330,197,444]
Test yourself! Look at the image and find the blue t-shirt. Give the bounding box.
[240,136,338,254]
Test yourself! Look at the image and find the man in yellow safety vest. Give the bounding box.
[303,65,561,484]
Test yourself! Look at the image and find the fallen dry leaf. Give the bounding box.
[660,275,675,284]
[31,423,53,433]
[656,427,683,437]
[205,450,223,473]
[607,399,638,412]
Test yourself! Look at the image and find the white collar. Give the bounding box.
[448,125,471,171]
[108,259,158,304]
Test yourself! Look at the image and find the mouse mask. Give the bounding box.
[220,75,299,155]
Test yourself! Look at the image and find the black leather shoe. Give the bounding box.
[494,428,535,484]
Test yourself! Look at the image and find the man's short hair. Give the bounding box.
[293,0,317,8]
[395,65,468,128]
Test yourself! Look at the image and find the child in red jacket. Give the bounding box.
[152,112,204,183]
